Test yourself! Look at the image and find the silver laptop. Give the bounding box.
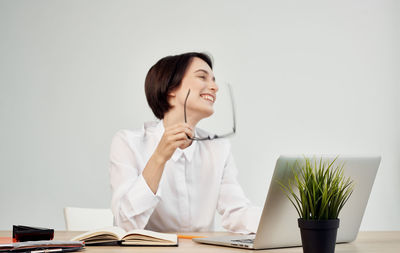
[194,155,381,250]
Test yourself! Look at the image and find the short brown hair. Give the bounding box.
[145,52,213,119]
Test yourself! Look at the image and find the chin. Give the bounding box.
[200,108,214,119]
[189,103,214,120]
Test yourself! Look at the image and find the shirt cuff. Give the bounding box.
[120,174,162,221]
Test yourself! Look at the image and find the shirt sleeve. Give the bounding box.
[109,130,161,231]
[216,141,262,234]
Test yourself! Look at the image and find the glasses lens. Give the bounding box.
[193,82,235,139]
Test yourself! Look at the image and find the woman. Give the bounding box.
[110,52,261,233]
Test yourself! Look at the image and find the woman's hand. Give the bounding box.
[143,123,193,194]
[152,123,194,164]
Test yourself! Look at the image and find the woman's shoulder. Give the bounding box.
[112,121,160,143]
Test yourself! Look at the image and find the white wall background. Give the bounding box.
[0,0,399,230]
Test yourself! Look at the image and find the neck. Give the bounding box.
[163,108,201,129]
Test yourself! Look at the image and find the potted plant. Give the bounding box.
[279,156,354,253]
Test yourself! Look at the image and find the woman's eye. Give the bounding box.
[198,76,206,80]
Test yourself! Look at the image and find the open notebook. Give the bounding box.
[70,226,177,246]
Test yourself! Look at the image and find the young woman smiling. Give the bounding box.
[110,52,261,233]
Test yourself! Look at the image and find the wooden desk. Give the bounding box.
[1,231,399,252]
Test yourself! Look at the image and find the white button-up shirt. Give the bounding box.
[110,120,261,233]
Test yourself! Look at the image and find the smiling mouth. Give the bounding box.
[200,94,216,103]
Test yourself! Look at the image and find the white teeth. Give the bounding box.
[201,95,214,102]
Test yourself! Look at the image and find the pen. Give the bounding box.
[177,235,205,239]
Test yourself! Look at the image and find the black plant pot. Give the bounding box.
[298,218,340,253]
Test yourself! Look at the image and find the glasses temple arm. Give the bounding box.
[227,84,236,133]
[184,89,191,123]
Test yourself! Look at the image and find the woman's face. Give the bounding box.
[170,57,219,121]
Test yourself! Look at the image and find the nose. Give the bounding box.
[209,80,219,93]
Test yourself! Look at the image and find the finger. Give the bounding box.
[172,132,190,141]
[165,123,193,132]
[177,122,193,130]
[167,126,194,137]
[165,132,187,144]
[182,127,194,139]
[179,127,194,139]
[175,139,189,149]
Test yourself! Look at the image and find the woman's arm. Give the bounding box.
[110,123,193,231]
[110,131,157,231]
[142,123,193,193]
[216,142,262,234]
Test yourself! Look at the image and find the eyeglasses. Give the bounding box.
[184,83,236,141]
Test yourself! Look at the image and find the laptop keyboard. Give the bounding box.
[231,238,254,247]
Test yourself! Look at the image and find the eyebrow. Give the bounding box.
[194,69,216,81]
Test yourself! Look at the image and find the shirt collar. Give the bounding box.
[152,120,197,163]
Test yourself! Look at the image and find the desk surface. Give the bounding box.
[1,231,399,252]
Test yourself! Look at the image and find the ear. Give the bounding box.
[167,92,176,107]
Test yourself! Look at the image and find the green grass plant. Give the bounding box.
[279,156,355,220]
